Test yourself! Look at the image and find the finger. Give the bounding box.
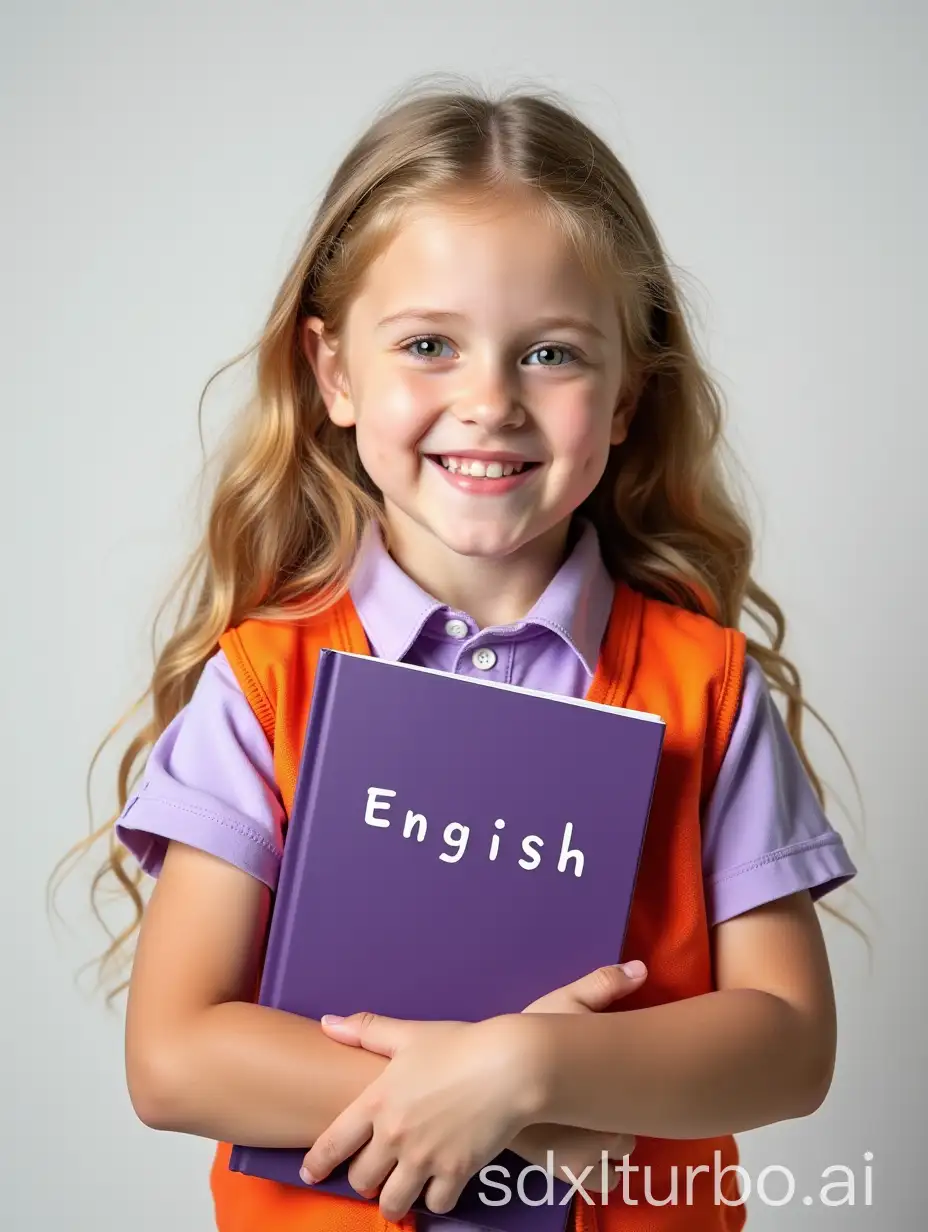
[424,1167,470,1217]
[302,1106,374,1183]
[587,1163,622,1194]
[318,1014,362,1047]
[377,1161,430,1225]
[609,1132,636,1159]
[319,1011,408,1057]
[568,961,648,1011]
[347,1139,398,1200]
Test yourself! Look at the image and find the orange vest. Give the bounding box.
[209,580,748,1232]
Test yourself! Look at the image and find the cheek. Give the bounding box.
[549,400,614,469]
[357,370,440,446]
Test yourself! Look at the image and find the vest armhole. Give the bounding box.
[706,626,748,792]
[218,626,277,744]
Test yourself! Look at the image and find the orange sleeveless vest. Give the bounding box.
[210,581,748,1232]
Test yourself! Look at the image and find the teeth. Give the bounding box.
[439,456,526,478]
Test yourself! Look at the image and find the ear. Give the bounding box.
[301,316,356,427]
[609,383,639,447]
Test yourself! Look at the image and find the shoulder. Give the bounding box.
[219,593,357,718]
[219,610,316,674]
[192,647,262,725]
[115,648,285,887]
[217,591,369,755]
[637,590,746,674]
[634,590,747,725]
[159,648,269,755]
[220,590,363,672]
[702,654,857,924]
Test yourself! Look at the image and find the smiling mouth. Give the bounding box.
[426,454,542,479]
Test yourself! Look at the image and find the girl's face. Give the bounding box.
[304,194,631,570]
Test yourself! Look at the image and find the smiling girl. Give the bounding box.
[61,83,856,1232]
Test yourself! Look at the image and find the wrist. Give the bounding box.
[518,1011,628,1128]
[495,1012,555,1124]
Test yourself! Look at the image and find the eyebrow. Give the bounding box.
[376,308,607,342]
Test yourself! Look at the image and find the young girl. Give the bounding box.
[62,83,858,1232]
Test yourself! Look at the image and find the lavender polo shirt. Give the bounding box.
[117,518,856,923]
[116,520,855,1227]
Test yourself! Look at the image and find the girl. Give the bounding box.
[58,82,857,1232]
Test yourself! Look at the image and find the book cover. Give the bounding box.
[229,649,665,1230]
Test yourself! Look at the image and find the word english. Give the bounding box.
[364,787,585,876]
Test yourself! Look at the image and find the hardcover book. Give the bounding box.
[229,649,665,1230]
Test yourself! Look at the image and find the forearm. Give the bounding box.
[133,1002,388,1145]
[529,989,834,1140]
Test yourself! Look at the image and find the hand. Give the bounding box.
[509,1123,635,1193]
[523,959,647,1015]
[303,1012,539,1223]
[509,959,647,1186]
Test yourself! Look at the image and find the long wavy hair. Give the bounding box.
[50,77,863,999]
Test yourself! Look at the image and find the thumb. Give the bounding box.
[318,1011,410,1057]
[569,960,648,1011]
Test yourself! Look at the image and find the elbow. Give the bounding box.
[126,1041,189,1132]
[793,1027,837,1119]
[798,1056,835,1117]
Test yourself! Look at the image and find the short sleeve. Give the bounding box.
[115,650,286,889]
[702,656,857,926]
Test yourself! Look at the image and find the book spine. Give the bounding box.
[228,651,343,1175]
[259,648,342,1009]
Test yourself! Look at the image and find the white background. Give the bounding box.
[4,0,924,1226]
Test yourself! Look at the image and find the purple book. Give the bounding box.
[229,649,665,1231]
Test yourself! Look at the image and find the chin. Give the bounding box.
[433,524,536,560]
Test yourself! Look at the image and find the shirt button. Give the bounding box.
[471,646,498,671]
[445,618,469,639]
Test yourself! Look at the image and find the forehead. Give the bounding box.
[351,194,614,322]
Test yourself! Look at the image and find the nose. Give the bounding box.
[452,358,525,431]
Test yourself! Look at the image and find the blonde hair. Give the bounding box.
[50,77,864,999]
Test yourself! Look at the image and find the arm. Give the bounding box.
[125,839,388,1145]
[523,889,837,1139]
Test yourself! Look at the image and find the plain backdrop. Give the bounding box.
[4,0,925,1227]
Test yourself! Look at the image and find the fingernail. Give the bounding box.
[321,1014,344,1025]
[300,1167,316,1184]
[619,960,646,980]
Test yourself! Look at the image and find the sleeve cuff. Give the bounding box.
[115,790,281,890]
[705,833,857,927]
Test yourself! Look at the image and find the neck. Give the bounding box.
[381,514,576,629]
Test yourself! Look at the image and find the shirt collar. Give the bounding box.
[349,521,446,663]
[349,517,614,675]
